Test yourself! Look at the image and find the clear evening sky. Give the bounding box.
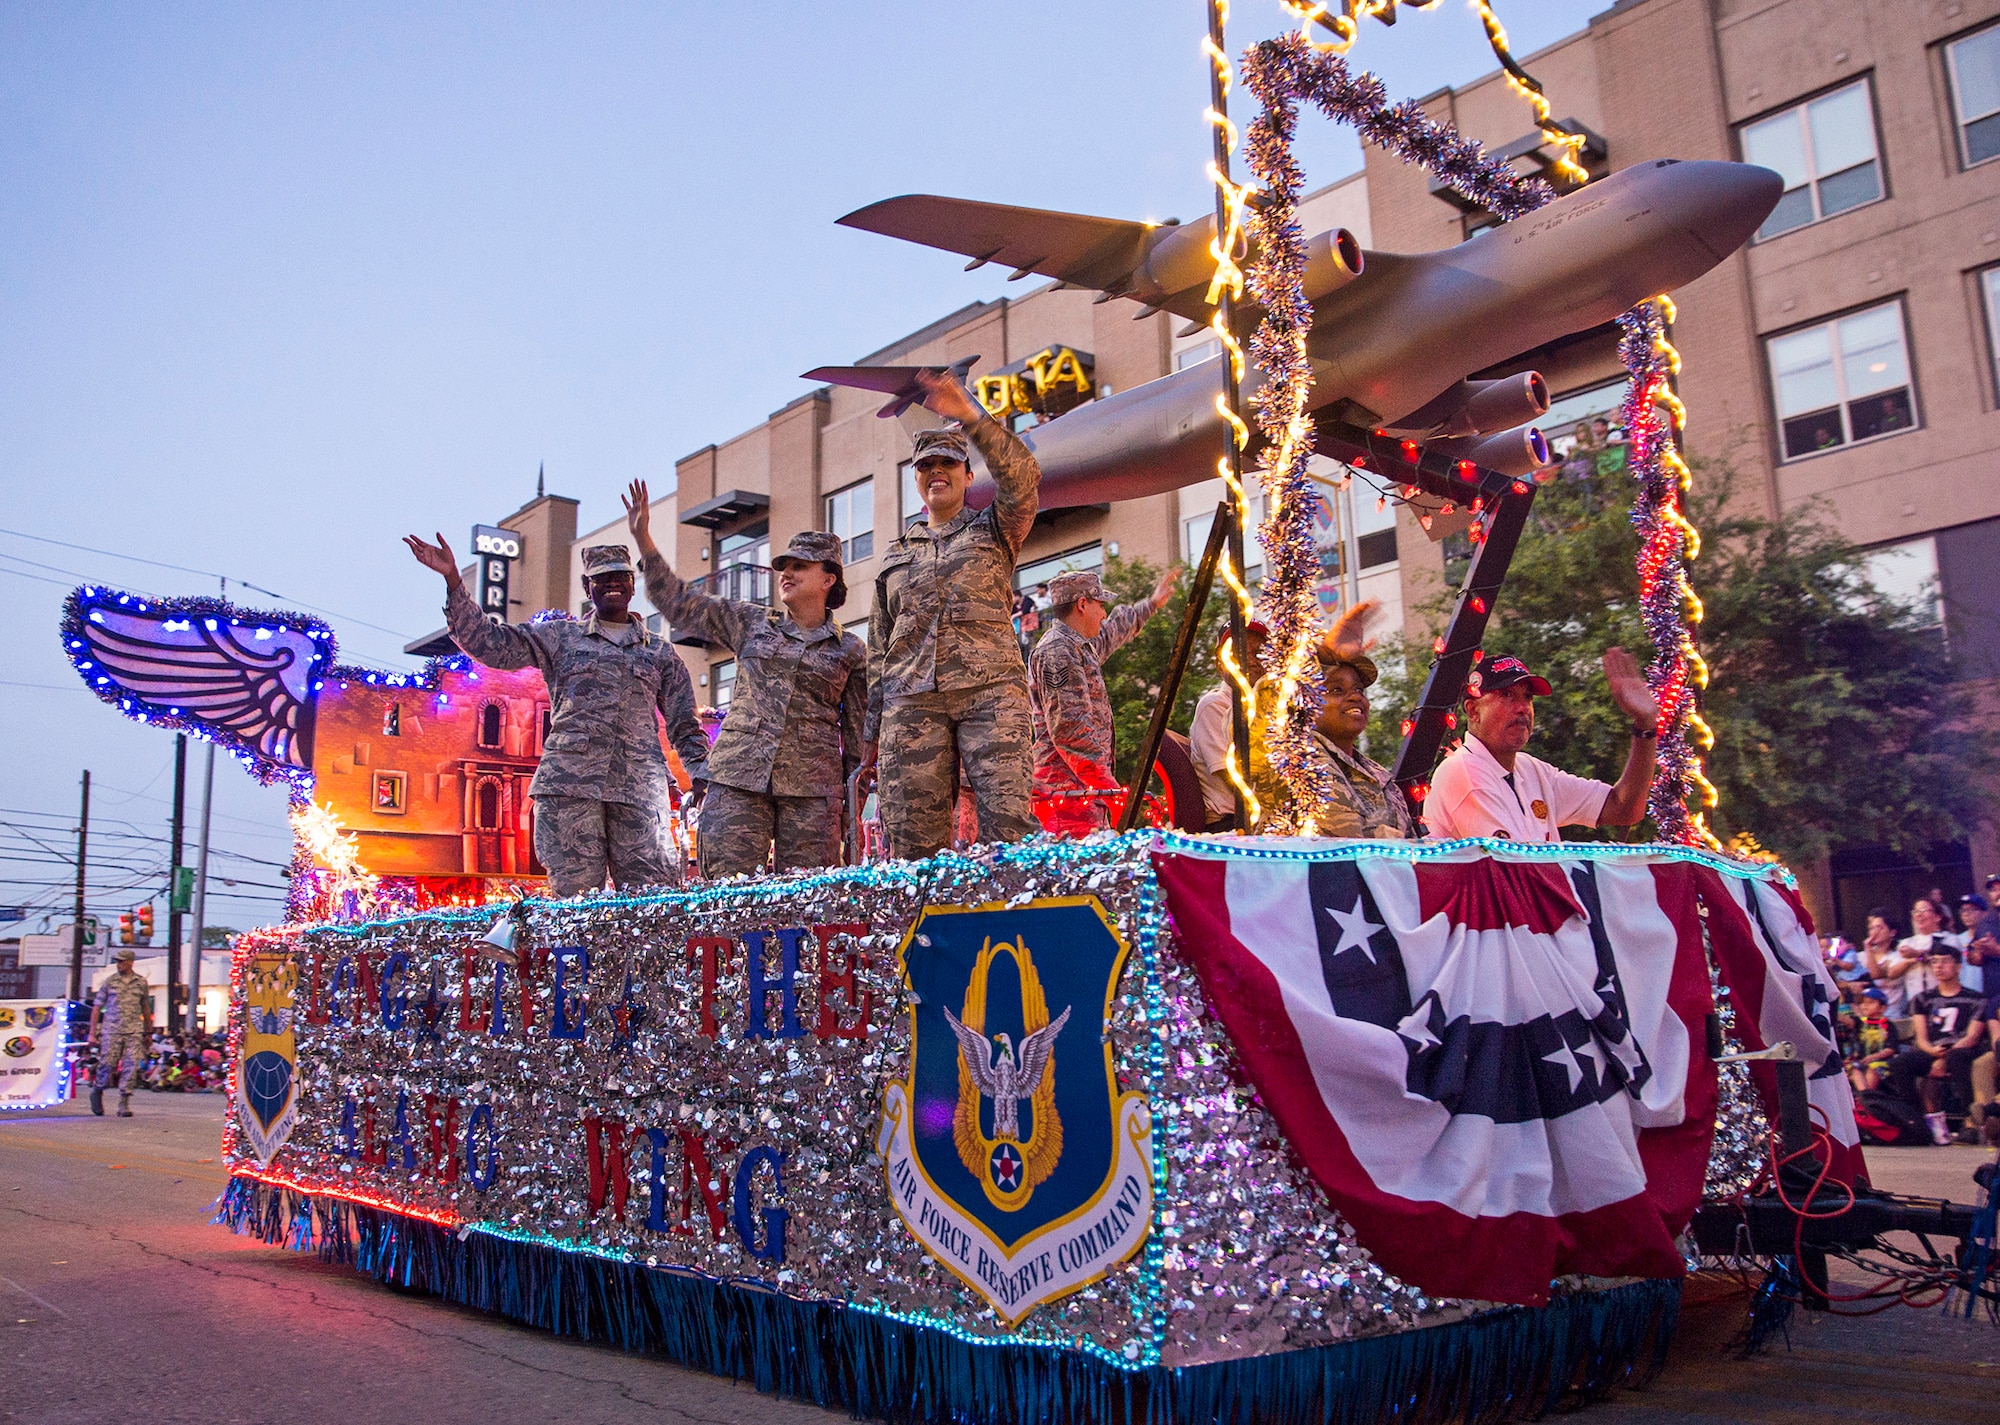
[1,1,1606,931]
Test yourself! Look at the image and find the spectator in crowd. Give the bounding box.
[1841,988,1900,1093]
[1859,907,1910,1016]
[1189,620,1269,832]
[1822,933,1866,1001]
[1957,892,1995,995]
[1971,992,1999,1141]
[1012,587,1041,659]
[1887,944,1987,1145]
[1591,417,1621,447]
[1880,897,1964,1015]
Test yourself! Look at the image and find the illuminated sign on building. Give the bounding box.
[471,524,517,623]
[976,346,1096,423]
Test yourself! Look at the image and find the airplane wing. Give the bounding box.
[837,195,1222,327]
[801,354,982,419]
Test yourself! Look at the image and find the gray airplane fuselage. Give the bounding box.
[987,160,1780,511]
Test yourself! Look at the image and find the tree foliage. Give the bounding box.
[1367,462,1987,863]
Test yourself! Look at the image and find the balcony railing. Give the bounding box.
[670,562,773,647]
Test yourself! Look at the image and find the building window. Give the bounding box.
[538,706,552,749]
[898,460,924,529]
[1947,22,2000,167]
[1014,542,1103,599]
[477,700,504,749]
[1176,339,1222,371]
[826,479,875,563]
[1859,536,1942,628]
[1739,79,1883,240]
[718,522,769,572]
[1183,495,1268,582]
[1766,300,1917,460]
[846,618,868,647]
[713,660,736,709]
[474,778,503,830]
[1984,267,2000,401]
[382,703,401,737]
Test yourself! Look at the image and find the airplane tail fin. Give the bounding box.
[801,354,981,419]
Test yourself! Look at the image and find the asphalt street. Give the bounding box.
[2,1094,1996,1425]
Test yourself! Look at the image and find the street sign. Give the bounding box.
[17,918,105,968]
[170,867,195,912]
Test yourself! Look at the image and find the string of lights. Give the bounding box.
[1472,2,1593,188]
[1200,0,1265,825]
[1619,299,1719,848]
[1238,31,1550,829]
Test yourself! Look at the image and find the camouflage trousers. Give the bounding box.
[98,1028,146,1094]
[698,782,843,878]
[879,680,1036,860]
[532,795,678,898]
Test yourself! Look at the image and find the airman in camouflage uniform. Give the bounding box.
[406,532,709,896]
[1028,568,1177,836]
[863,374,1044,860]
[1249,608,1415,839]
[634,510,868,877]
[88,948,151,1116]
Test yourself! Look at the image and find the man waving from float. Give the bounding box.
[1422,648,1659,841]
[861,368,1044,859]
[626,480,868,877]
[404,530,708,895]
[1027,566,1177,836]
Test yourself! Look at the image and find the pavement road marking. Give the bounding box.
[0,1274,71,1319]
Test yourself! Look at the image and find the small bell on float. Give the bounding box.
[478,898,528,962]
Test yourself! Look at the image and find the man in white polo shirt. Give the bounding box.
[1423,649,1660,842]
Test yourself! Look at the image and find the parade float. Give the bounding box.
[53,9,1994,1423]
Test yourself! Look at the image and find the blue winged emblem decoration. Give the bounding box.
[61,587,334,788]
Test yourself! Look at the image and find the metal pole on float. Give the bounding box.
[185,742,214,1035]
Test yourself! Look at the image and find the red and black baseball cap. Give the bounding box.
[1464,655,1552,699]
[1214,620,1270,652]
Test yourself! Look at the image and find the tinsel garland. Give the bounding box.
[1237,32,1711,841]
[1237,34,1552,829]
[214,1175,1679,1425]
[1617,302,1717,847]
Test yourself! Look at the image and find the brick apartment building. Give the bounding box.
[427,0,2000,928]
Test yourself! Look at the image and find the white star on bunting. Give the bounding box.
[1323,896,1382,964]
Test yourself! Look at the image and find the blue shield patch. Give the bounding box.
[880,896,1152,1324]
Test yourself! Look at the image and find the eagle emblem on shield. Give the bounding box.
[879,896,1152,1325]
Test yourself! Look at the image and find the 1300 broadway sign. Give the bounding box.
[878,898,1152,1324]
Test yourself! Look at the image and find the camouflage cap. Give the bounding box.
[1046,570,1112,607]
[580,544,636,576]
[769,530,845,571]
[911,428,970,465]
[114,947,137,963]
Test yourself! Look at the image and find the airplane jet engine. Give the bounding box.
[1427,426,1555,480]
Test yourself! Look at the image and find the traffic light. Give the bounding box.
[135,903,154,945]
[118,912,134,945]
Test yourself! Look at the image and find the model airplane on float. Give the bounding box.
[805,159,1783,507]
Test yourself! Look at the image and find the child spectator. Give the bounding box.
[1841,988,1900,1093]
[1887,945,1987,1144]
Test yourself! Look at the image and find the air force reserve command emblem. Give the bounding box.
[878,896,1151,1324]
[237,953,299,1165]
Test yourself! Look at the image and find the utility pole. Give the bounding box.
[185,742,215,1034]
[166,734,187,1025]
[68,771,90,1001]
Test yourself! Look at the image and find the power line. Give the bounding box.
[0,526,422,647]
